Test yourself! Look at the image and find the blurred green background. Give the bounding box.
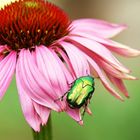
[0,0,140,140]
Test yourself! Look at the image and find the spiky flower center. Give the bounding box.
[0,0,70,51]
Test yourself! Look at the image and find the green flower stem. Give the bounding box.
[32,116,52,140]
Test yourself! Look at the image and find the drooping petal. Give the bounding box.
[35,47,58,100]
[36,46,69,96]
[16,70,41,132]
[62,45,81,77]
[70,19,127,38]
[69,32,140,57]
[96,59,136,80]
[60,41,90,77]
[33,102,51,125]
[51,49,74,86]
[64,36,130,73]
[35,46,69,111]
[85,55,124,101]
[107,75,129,97]
[0,51,16,99]
[102,40,140,57]
[16,49,60,111]
[65,37,136,80]
[66,106,82,125]
[56,48,76,78]
[89,63,99,78]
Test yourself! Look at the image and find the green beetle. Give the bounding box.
[66,76,95,109]
[59,75,95,117]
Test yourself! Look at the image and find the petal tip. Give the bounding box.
[120,24,127,29]
[78,120,84,125]
[32,126,41,132]
[125,75,137,80]
[135,50,140,56]
[120,98,125,102]
[124,92,129,98]
[117,95,124,102]
[129,49,140,57]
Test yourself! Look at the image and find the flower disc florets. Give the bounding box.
[0,0,70,51]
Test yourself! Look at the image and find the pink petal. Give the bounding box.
[107,75,129,97]
[66,106,82,125]
[60,41,90,77]
[56,48,76,78]
[62,45,81,77]
[33,102,51,125]
[36,46,68,96]
[16,71,41,132]
[70,32,140,57]
[64,36,129,73]
[89,63,99,78]
[85,55,124,101]
[0,51,16,99]
[102,40,140,57]
[35,47,58,100]
[70,19,127,38]
[51,49,74,87]
[96,59,136,80]
[35,46,69,111]
[16,49,60,111]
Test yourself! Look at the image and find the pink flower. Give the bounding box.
[0,0,140,131]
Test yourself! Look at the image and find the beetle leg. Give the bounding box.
[54,92,68,102]
[88,95,92,104]
[81,100,89,120]
[81,109,86,120]
[77,100,92,124]
[77,109,86,123]
[81,98,92,118]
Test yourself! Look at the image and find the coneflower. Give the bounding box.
[0,0,139,139]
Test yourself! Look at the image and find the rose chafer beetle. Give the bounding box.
[66,75,95,108]
[60,75,95,118]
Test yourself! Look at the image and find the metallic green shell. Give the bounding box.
[66,76,95,108]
